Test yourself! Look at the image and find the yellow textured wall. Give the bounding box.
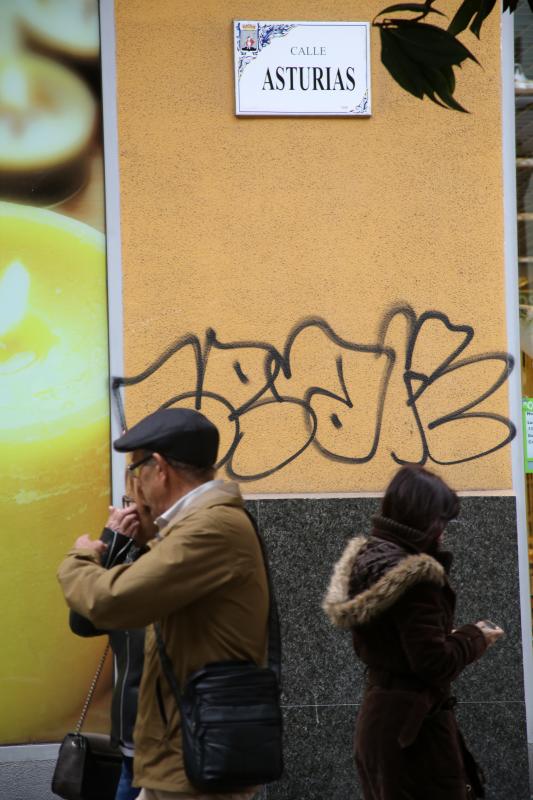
[114,0,512,492]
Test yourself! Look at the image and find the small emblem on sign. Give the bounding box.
[240,23,258,52]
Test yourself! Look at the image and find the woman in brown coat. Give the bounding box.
[323,465,503,800]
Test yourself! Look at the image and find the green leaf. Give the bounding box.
[380,26,425,98]
[470,0,497,37]
[380,27,468,111]
[448,0,480,35]
[423,64,469,110]
[378,2,446,16]
[388,21,480,68]
[440,64,456,94]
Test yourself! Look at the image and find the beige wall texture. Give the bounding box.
[114,0,512,493]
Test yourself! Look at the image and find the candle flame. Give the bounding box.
[0,63,30,112]
[0,261,30,336]
[0,260,57,373]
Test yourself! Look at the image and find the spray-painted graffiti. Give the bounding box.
[112,304,516,481]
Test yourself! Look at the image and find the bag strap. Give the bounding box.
[154,507,282,705]
[73,642,111,734]
[243,508,281,678]
[154,623,183,704]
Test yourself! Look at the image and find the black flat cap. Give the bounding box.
[114,408,219,467]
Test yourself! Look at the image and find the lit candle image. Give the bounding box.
[0,53,96,204]
[18,0,100,66]
[0,201,110,741]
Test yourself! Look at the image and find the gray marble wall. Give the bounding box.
[0,496,529,800]
[247,496,530,800]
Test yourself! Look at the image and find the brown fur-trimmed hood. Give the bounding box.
[323,535,446,629]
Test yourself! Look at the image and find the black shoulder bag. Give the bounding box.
[154,511,283,793]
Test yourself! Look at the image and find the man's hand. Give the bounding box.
[134,502,158,546]
[74,534,108,556]
[128,480,158,545]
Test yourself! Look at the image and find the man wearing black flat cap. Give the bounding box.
[58,408,269,800]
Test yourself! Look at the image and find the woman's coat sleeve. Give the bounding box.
[392,582,487,685]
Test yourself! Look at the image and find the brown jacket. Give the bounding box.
[58,481,269,793]
[323,519,487,800]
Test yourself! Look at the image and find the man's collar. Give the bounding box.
[154,479,225,531]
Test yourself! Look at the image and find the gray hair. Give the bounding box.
[164,456,216,484]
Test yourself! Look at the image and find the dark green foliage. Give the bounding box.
[448,0,497,37]
[503,0,520,12]
[374,0,519,111]
[378,2,446,16]
[378,21,478,111]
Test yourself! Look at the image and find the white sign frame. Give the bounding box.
[234,21,371,117]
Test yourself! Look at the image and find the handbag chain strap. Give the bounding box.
[73,642,111,734]
[154,507,282,705]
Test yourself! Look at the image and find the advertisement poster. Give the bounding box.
[0,0,111,743]
[523,398,533,474]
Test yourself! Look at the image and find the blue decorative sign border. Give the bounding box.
[234,21,371,117]
[235,23,296,79]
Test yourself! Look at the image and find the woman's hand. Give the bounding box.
[475,620,505,647]
[105,505,140,539]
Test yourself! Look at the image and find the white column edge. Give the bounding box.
[100,0,126,503]
[502,10,533,742]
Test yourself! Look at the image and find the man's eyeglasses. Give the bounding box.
[127,453,154,478]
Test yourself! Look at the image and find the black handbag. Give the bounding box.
[155,510,283,793]
[52,643,122,800]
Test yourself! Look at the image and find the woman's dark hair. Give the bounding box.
[381,465,459,536]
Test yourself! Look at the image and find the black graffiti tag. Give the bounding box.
[112,305,515,481]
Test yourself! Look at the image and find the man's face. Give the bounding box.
[124,465,157,542]
[129,449,161,519]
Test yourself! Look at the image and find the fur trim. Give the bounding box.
[323,536,446,629]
